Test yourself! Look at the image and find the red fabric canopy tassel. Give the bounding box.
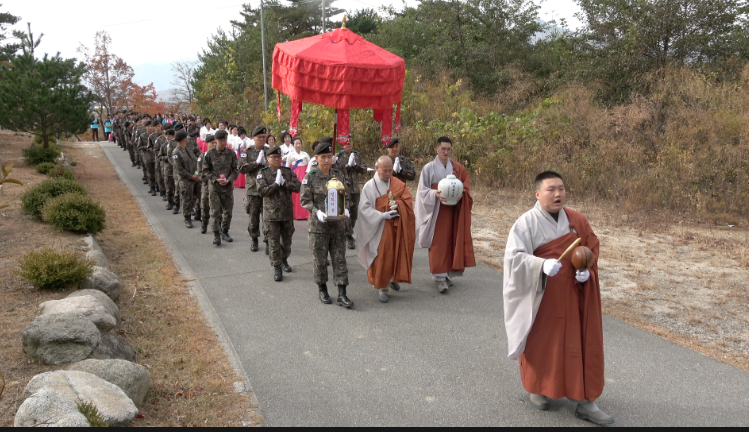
[395,103,402,134]
[289,100,303,137]
[277,91,282,122]
[374,107,393,146]
[337,109,350,145]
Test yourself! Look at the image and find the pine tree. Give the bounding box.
[0,24,92,148]
[0,3,20,63]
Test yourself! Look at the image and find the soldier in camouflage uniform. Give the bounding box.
[139,120,156,193]
[159,129,178,210]
[172,130,202,229]
[256,146,301,282]
[202,129,238,246]
[125,121,137,165]
[150,122,165,198]
[335,139,368,250]
[300,139,354,308]
[187,126,203,221]
[237,126,270,253]
[112,113,121,148]
[385,138,416,183]
[197,134,216,234]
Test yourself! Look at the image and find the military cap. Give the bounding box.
[165,129,176,136]
[266,146,282,157]
[251,126,267,137]
[173,122,184,131]
[205,134,215,143]
[151,120,161,127]
[320,136,334,144]
[124,121,132,127]
[314,141,334,155]
[385,137,400,148]
[175,130,188,141]
[214,129,228,140]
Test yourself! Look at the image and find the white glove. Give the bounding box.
[348,153,356,167]
[332,155,338,165]
[316,210,328,223]
[381,211,399,220]
[275,169,285,186]
[576,269,590,283]
[543,259,562,277]
[393,157,401,173]
[256,150,265,165]
[345,208,351,218]
[390,203,398,211]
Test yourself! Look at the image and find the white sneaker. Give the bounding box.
[436,280,449,293]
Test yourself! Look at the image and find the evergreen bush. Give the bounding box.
[34,162,56,174]
[20,178,87,217]
[48,164,75,180]
[22,144,60,166]
[42,192,106,234]
[17,248,93,291]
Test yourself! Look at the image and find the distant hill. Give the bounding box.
[132,56,197,93]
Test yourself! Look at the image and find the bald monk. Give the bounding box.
[355,156,416,303]
[503,171,613,425]
[414,136,476,293]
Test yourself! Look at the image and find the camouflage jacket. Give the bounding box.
[237,144,267,197]
[136,126,149,150]
[156,135,170,162]
[202,146,238,193]
[187,136,201,158]
[393,155,417,182]
[334,150,367,193]
[148,132,162,152]
[300,168,353,234]
[197,152,209,184]
[256,166,302,221]
[172,145,199,181]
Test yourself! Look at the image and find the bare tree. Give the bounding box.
[170,60,197,110]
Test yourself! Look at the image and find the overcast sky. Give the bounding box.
[3,0,581,89]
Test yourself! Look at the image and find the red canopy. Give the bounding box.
[272,26,405,144]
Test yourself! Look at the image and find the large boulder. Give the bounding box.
[83,235,109,270]
[82,267,121,302]
[66,289,120,324]
[24,371,138,427]
[39,296,119,332]
[22,314,101,366]
[90,333,136,362]
[14,390,91,427]
[67,359,151,406]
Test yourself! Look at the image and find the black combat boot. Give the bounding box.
[200,219,209,234]
[318,284,332,304]
[160,190,166,200]
[274,265,283,282]
[282,259,292,273]
[149,186,157,196]
[194,209,202,222]
[185,216,193,229]
[251,238,259,252]
[337,285,354,308]
[213,231,221,246]
[166,199,174,211]
[222,230,233,243]
[137,164,142,170]
[172,203,180,215]
[265,239,269,255]
[131,162,137,167]
[347,235,356,250]
[142,178,148,185]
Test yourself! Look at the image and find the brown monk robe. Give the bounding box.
[520,208,605,403]
[365,179,415,288]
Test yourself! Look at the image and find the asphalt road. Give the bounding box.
[101,142,749,427]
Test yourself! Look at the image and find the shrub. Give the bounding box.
[17,248,93,291]
[76,401,108,427]
[20,178,87,217]
[70,161,78,167]
[48,164,76,181]
[22,144,60,166]
[42,193,106,234]
[35,162,56,175]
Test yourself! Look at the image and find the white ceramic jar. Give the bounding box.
[438,174,464,206]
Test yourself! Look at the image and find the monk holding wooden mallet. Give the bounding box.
[502,171,613,425]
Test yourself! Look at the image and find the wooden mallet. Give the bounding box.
[557,238,582,263]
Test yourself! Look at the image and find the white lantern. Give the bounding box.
[438,174,464,206]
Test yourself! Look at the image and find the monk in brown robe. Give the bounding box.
[503,171,613,425]
[414,137,476,293]
[355,156,415,303]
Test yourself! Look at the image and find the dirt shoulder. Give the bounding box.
[471,187,749,373]
[0,131,261,426]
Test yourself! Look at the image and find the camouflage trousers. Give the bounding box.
[200,182,210,222]
[210,189,234,232]
[162,166,178,204]
[179,179,201,217]
[140,150,156,187]
[309,229,349,286]
[128,142,137,164]
[245,195,265,239]
[265,220,294,267]
[345,193,360,236]
[154,159,164,192]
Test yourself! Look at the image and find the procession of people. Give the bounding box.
[108,109,613,426]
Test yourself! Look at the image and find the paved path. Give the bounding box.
[101,142,749,426]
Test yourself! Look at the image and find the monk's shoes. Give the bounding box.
[388,282,401,291]
[529,394,549,411]
[575,405,615,425]
[379,289,389,303]
[436,280,449,293]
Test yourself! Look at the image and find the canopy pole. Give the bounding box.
[333,109,338,154]
[261,0,268,112]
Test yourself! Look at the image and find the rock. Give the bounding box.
[67,359,151,406]
[24,371,138,427]
[14,390,91,427]
[83,235,109,270]
[22,314,101,366]
[66,290,120,328]
[90,333,136,362]
[82,267,121,303]
[39,296,119,332]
